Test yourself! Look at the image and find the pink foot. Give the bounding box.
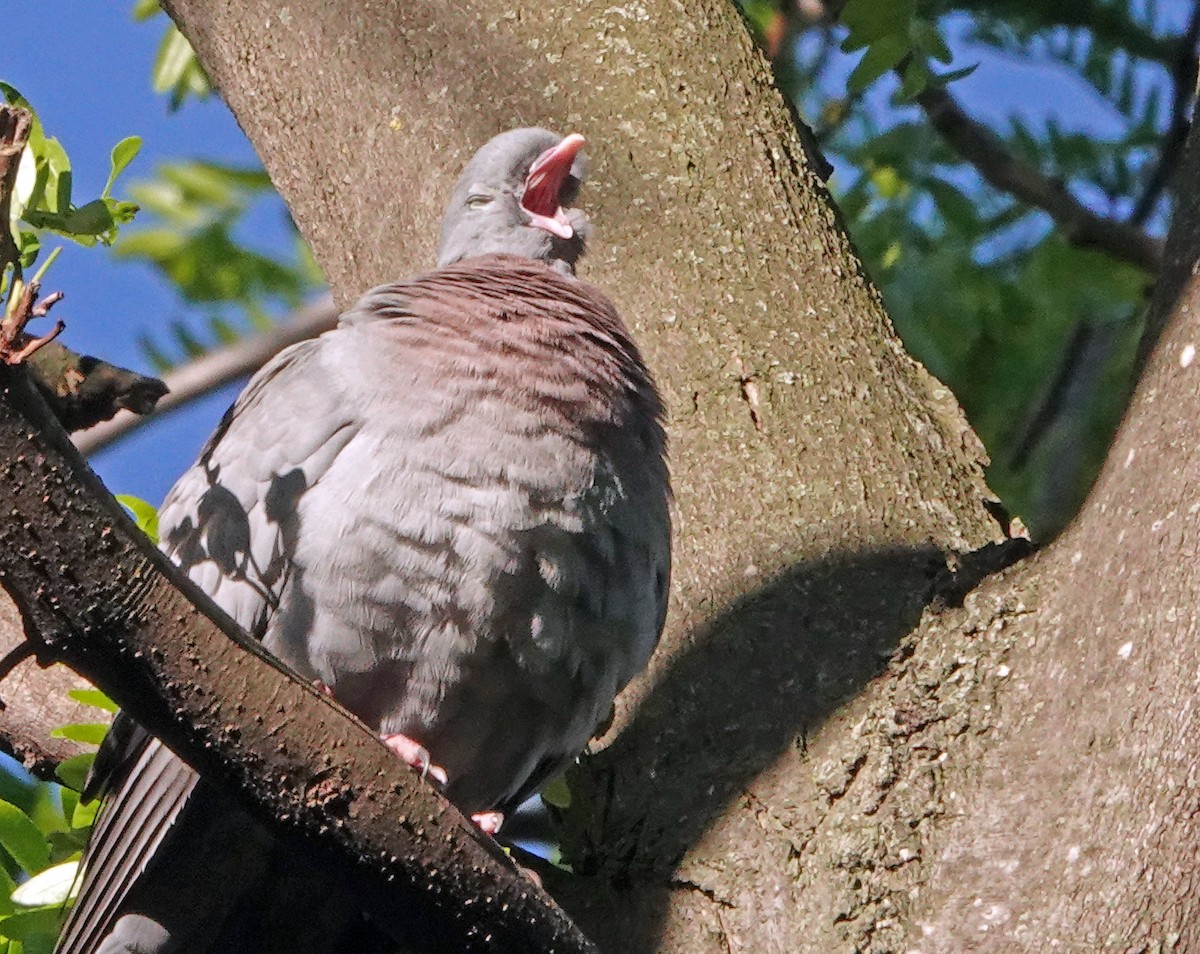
[471,811,504,836]
[313,679,334,697]
[380,733,448,785]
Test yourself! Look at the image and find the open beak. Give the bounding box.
[521,133,585,239]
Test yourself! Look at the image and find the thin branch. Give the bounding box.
[1129,0,1200,227]
[74,294,339,455]
[913,79,1165,273]
[0,279,67,366]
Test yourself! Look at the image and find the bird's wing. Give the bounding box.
[55,336,363,954]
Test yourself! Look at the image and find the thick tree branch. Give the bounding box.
[74,294,337,455]
[913,80,1165,272]
[0,363,594,953]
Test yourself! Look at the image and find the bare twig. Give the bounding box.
[6,321,64,363]
[31,289,63,317]
[0,279,67,364]
[74,293,339,454]
[913,79,1165,273]
[1129,0,1200,227]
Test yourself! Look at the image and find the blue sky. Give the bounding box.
[5,2,1187,506]
[6,4,291,504]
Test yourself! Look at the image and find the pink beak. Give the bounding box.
[521,133,585,239]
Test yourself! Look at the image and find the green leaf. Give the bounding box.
[847,34,909,95]
[0,905,67,945]
[116,228,188,259]
[49,724,108,746]
[0,803,50,875]
[897,56,932,100]
[909,19,952,64]
[58,787,77,826]
[841,0,915,51]
[151,24,213,109]
[115,495,160,544]
[103,198,139,235]
[15,233,39,270]
[0,865,16,917]
[540,774,572,809]
[55,754,96,795]
[103,136,142,199]
[39,138,71,214]
[152,25,198,95]
[23,200,114,244]
[66,689,118,714]
[542,846,573,873]
[10,861,79,907]
[928,63,979,89]
[70,798,99,830]
[131,0,162,20]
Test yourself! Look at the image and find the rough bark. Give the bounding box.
[900,123,1200,952]
[0,590,94,776]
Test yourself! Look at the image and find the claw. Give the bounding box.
[380,733,449,785]
[471,811,504,836]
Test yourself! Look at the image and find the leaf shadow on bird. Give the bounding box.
[54,128,671,954]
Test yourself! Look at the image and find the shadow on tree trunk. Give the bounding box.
[554,543,948,949]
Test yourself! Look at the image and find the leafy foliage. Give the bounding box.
[1,84,141,309]
[132,0,213,110]
[0,686,113,954]
[840,0,976,96]
[116,159,323,373]
[739,0,1170,535]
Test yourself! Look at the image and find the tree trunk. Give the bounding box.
[154,1,1004,950]
[12,1,1195,951]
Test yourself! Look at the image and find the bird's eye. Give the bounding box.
[466,194,493,209]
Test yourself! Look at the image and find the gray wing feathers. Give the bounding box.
[158,338,360,642]
[56,338,360,954]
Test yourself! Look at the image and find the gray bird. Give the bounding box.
[55,127,671,954]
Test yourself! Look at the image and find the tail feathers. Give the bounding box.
[55,734,402,953]
[56,738,198,954]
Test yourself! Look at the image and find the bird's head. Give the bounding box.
[437,128,589,274]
